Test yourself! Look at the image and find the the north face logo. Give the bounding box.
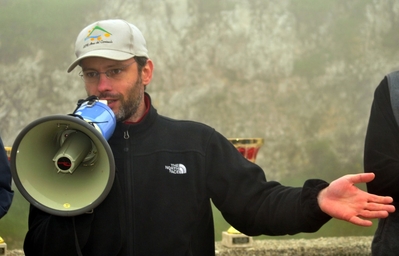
[165,164,187,174]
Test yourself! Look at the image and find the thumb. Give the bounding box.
[344,173,375,185]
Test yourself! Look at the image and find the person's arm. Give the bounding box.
[364,77,399,201]
[207,132,330,236]
[0,137,13,218]
[207,132,394,236]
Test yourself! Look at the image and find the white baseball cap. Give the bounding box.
[67,19,149,73]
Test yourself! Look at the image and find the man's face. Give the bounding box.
[80,57,147,122]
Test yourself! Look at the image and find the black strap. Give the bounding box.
[387,71,399,125]
[71,95,99,115]
[73,217,84,256]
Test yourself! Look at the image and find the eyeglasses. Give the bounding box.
[79,61,136,84]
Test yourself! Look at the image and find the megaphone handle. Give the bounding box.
[71,95,99,115]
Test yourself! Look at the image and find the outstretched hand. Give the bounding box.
[317,173,395,226]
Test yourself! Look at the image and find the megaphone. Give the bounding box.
[10,96,116,216]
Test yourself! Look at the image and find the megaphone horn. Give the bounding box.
[10,96,116,217]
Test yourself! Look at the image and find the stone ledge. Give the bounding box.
[215,236,373,256]
[7,236,373,256]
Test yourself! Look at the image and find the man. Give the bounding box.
[0,136,13,218]
[23,19,395,256]
[364,72,399,255]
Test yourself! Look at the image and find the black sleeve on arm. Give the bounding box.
[207,131,331,237]
[249,179,331,236]
[301,179,331,225]
[0,137,13,219]
[364,77,399,201]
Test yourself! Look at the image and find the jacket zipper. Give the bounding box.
[123,129,135,255]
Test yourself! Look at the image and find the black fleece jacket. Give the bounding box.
[24,93,331,256]
[364,75,399,200]
[364,74,399,255]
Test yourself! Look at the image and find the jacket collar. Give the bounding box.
[112,92,158,139]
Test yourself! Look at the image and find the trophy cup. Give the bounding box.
[2,147,11,253]
[221,138,264,248]
[5,147,11,161]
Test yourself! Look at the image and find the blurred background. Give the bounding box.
[1,0,399,249]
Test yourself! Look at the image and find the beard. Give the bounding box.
[99,76,143,122]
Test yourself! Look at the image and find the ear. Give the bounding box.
[141,59,153,86]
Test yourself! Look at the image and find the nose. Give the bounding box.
[96,73,113,93]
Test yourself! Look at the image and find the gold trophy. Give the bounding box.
[4,147,11,161]
[1,147,11,254]
[221,138,264,248]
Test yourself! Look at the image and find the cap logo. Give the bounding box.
[83,25,113,49]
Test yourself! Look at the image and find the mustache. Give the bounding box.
[98,92,121,100]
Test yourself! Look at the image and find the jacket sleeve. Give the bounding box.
[0,137,13,219]
[206,131,331,236]
[364,76,399,201]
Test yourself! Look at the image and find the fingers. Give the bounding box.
[349,210,391,227]
[359,210,390,219]
[349,202,395,227]
[344,172,375,184]
[348,216,373,227]
[366,201,395,212]
[367,194,394,204]
[352,210,390,226]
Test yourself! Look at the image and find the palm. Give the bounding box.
[318,173,394,226]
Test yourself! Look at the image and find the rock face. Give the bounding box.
[6,249,24,256]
